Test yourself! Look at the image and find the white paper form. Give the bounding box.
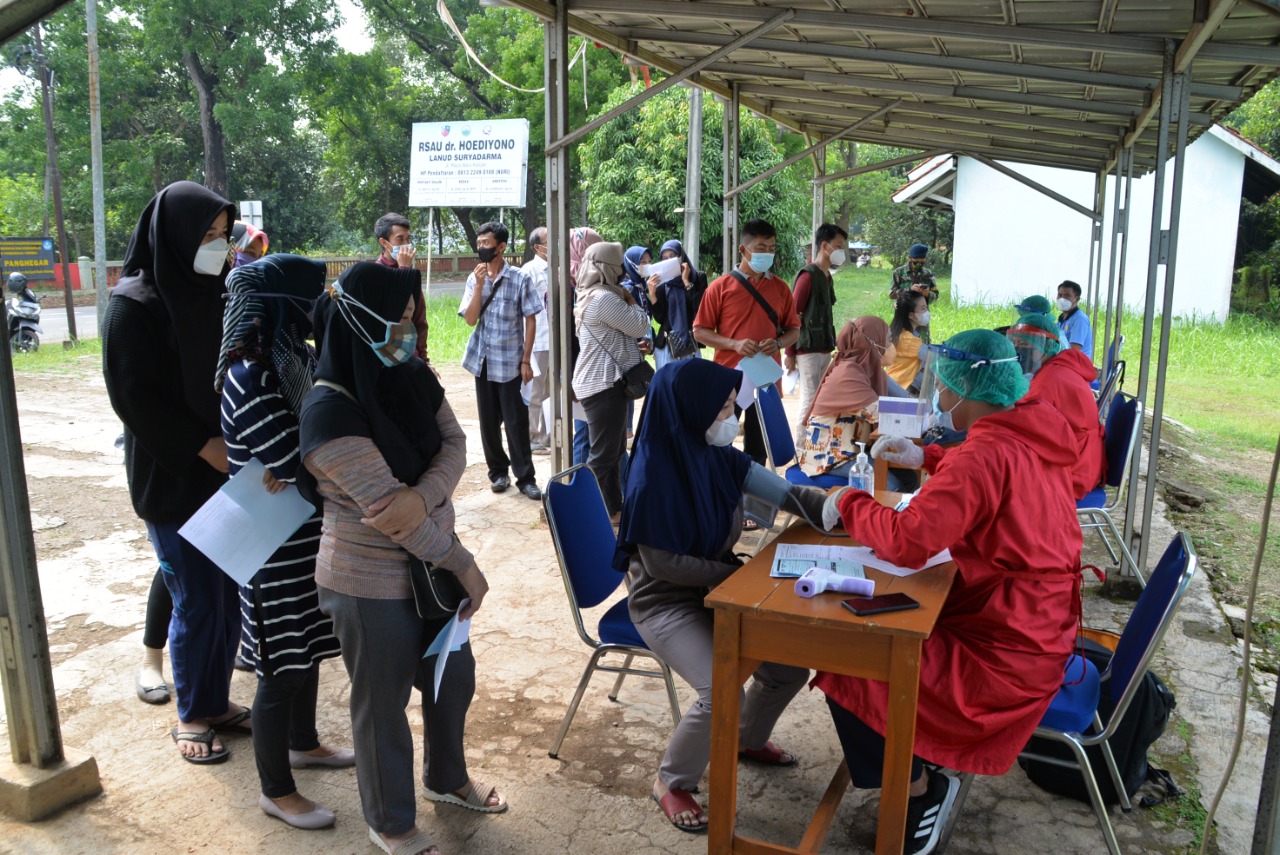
[770,543,867,579]
[842,546,952,577]
[178,459,316,586]
[423,599,473,701]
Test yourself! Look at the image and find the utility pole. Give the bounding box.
[86,0,109,327]
[32,25,77,345]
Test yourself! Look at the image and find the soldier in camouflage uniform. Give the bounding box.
[890,243,939,304]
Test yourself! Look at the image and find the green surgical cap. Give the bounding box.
[1009,311,1064,358]
[1017,295,1053,315]
[933,329,1030,406]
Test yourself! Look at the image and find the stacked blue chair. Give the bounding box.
[543,465,682,758]
[1078,392,1144,585]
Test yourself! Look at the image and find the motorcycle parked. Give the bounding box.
[6,273,43,352]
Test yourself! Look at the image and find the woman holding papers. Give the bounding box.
[102,181,252,764]
[817,330,1082,855]
[615,358,826,834]
[300,263,501,855]
[572,241,652,519]
[795,316,892,477]
[214,254,351,830]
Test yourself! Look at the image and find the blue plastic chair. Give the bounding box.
[1019,533,1197,854]
[936,533,1197,855]
[1095,359,1125,414]
[543,465,681,758]
[1078,392,1144,585]
[754,383,796,471]
[1091,335,1124,395]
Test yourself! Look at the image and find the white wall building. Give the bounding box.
[893,126,1280,322]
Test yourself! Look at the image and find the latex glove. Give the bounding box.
[822,487,852,531]
[871,435,924,468]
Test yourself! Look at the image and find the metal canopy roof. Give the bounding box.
[0,0,71,45]
[504,0,1280,175]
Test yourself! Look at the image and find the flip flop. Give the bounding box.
[211,708,252,736]
[170,726,230,765]
[651,787,708,834]
[739,740,798,766]
[423,776,508,813]
[368,826,439,855]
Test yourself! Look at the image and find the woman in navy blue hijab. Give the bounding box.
[617,358,814,833]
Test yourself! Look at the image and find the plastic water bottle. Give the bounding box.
[848,441,874,496]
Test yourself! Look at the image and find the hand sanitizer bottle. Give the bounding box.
[848,441,874,496]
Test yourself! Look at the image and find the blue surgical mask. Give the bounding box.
[929,389,962,432]
[747,252,775,275]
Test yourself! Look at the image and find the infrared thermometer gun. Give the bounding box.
[794,567,875,599]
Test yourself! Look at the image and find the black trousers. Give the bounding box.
[826,695,924,789]
[581,385,629,515]
[143,566,172,650]
[736,402,767,466]
[252,664,322,798]
[475,361,535,487]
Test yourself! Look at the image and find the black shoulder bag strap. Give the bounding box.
[475,270,507,324]
[729,269,784,338]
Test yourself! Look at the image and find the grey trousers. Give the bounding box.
[528,350,551,446]
[635,601,809,791]
[318,586,475,836]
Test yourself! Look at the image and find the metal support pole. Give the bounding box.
[1086,170,1106,335]
[1123,41,1177,560]
[545,4,572,475]
[87,0,109,329]
[1136,63,1191,576]
[1101,148,1126,365]
[812,166,826,261]
[425,208,434,298]
[0,319,63,767]
[684,86,703,270]
[722,83,740,275]
[1112,148,1137,370]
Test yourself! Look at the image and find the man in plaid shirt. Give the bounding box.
[460,222,544,501]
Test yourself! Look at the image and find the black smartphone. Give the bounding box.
[841,593,921,616]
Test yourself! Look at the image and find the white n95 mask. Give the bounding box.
[193,239,229,276]
[705,415,739,447]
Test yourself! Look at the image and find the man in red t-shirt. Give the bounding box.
[693,218,801,464]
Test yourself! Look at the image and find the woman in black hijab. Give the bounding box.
[301,262,501,855]
[102,181,251,764]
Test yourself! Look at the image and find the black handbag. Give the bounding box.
[616,359,655,399]
[407,555,465,622]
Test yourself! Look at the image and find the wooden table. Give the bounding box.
[705,494,956,855]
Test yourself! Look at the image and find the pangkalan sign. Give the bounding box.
[408,119,530,209]
[0,237,57,281]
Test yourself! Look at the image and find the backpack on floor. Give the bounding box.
[1019,636,1177,806]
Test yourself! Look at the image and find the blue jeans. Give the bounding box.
[147,521,240,722]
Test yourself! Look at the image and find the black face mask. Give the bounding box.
[477,246,500,264]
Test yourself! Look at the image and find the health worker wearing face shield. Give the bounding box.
[1009,312,1106,500]
[815,330,1082,855]
[692,218,801,465]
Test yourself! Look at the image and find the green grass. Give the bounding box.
[7,337,102,374]
[423,296,470,364]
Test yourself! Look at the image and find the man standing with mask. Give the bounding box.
[785,223,847,446]
[693,218,801,465]
[1056,279,1094,359]
[890,243,938,304]
[373,212,428,362]
[461,222,543,500]
[522,226,552,453]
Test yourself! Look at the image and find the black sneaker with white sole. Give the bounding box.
[902,768,960,855]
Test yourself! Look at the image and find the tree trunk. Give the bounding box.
[452,208,477,250]
[183,50,228,198]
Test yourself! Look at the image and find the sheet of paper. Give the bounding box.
[782,369,800,396]
[178,459,316,587]
[842,546,952,577]
[770,543,867,579]
[424,599,473,701]
[735,380,755,411]
[572,401,587,422]
[737,352,784,389]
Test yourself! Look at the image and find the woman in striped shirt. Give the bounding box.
[301,263,498,855]
[215,255,351,831]
[572,241,653,518]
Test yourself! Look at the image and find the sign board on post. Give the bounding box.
[409,119,530,208]
[239,201,263,228]
[0,237,57,281]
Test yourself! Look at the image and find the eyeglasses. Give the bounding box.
[925,343,1019,368]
